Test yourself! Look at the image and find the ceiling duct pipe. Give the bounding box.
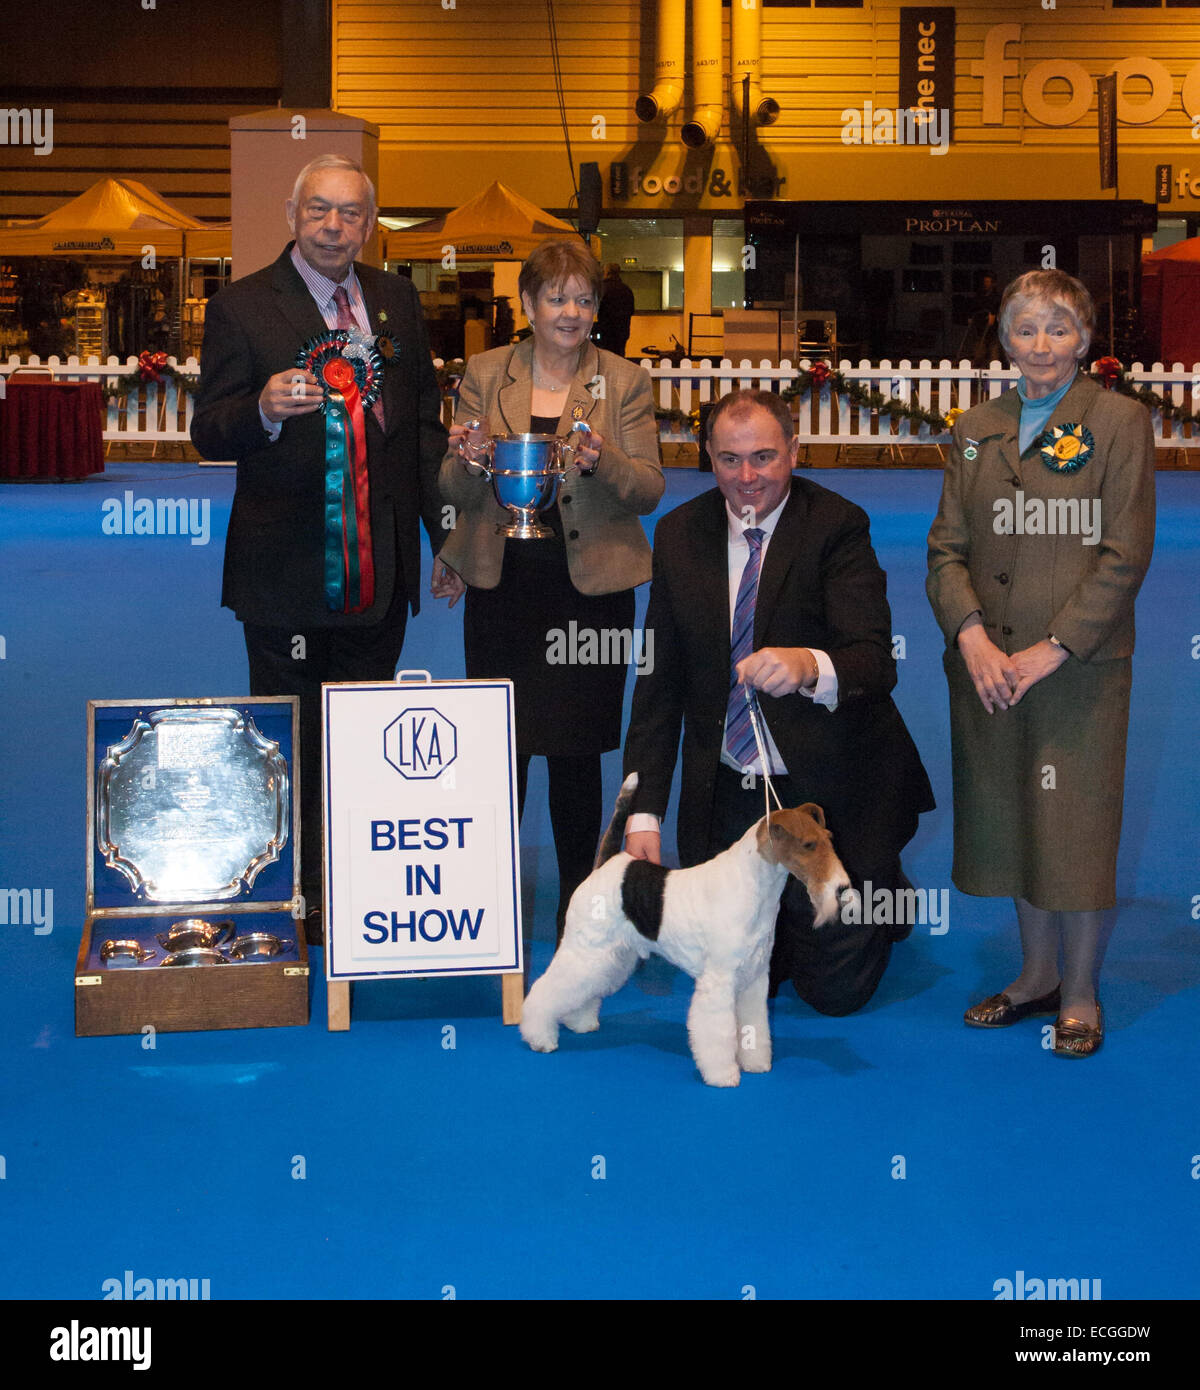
[635,0,686,123]
[681,0,723,148]
[731,0,780,127]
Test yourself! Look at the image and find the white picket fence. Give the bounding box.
[0,354,201,444]
[4,353,1199,449]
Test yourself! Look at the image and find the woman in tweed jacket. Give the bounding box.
[927,270,1155,1058]
[433,239,664,938]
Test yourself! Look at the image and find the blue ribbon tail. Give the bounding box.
[324,394,349,611]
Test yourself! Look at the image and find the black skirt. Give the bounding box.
[463,515,635,757]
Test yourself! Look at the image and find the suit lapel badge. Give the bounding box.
[372,310,399,363]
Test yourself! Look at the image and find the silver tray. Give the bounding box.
[96,707,289,902]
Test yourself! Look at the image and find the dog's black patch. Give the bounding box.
[620,858,670,940]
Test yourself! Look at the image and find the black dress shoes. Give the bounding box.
[964,984,1061,1028]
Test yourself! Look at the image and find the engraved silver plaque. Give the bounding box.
[96,708,289,902]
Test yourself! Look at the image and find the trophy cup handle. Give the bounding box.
[559,419,595,475]
[457,419,493,477]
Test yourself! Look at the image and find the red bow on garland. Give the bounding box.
[1093,356,1122,388]
[137,350,169,384]
[808,361,833,388]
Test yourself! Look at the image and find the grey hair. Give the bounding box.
[289,155,377,216]
[998,269,1094,358]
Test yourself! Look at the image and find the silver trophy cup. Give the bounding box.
[458,419,593,539]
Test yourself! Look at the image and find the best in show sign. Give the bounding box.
[323,679,522,981]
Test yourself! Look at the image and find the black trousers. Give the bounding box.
[705,763,905,1016]
[515,753,603,942]
[243,588,408,903]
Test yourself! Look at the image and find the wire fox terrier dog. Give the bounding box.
[520,774,853,1087]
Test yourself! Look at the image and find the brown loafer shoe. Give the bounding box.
[964,985,1061,1028]
[1052,1002,1104,1058]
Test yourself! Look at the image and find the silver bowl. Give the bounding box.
[157,918,235,951]
[228,933,289,961]
[100,939,156,968]
[160,947,229,967]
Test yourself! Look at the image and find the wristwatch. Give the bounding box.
[1048,634,1073,656]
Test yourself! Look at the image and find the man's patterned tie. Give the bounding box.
[333,286,385,431]
[725,527,765,769]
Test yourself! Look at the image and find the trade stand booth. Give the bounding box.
[384,180,585,360]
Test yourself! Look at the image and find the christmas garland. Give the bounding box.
[654,360,964,435]
[100,352,199,403]
[781,360,954,431]
[1091,356,1200,427]
[654,357,1200,440]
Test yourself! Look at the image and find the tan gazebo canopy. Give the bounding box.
[0,178,231,258]
[385,181,585,261]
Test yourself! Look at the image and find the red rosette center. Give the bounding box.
[322,357,357,393]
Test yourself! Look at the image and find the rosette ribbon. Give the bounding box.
[297,331,382,614]
[1038,422,1094,475]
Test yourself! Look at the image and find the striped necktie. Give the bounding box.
[333,286,385,431]
[725,527,765,769]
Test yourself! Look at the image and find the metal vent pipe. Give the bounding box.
[635,0,686,123]
[731,0,780,126]
[680,0,723,148]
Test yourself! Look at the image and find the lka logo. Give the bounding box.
[383,708,457,780]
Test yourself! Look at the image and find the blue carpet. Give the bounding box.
[1,462,1197,1299]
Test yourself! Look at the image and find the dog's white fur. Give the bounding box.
[521,776,852,1087]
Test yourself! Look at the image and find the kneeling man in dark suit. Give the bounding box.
[623,389,934,1013]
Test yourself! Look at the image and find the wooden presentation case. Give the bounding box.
[76,697,309,1036]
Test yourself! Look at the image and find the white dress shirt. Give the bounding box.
[626,493,839,837]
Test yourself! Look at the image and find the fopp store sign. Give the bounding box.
[976,24,1200,128]
[323,679,522,981]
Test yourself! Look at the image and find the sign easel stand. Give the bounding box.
[322,673,526,1032]
[326,973,523,1031]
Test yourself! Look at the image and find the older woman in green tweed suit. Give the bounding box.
[431,239,664,938]
[927,269,1155,1058]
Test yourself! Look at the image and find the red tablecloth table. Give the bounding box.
[0,379,105,479]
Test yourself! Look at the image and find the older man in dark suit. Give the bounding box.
[191,154,448,929]
[623,389,934,1013]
